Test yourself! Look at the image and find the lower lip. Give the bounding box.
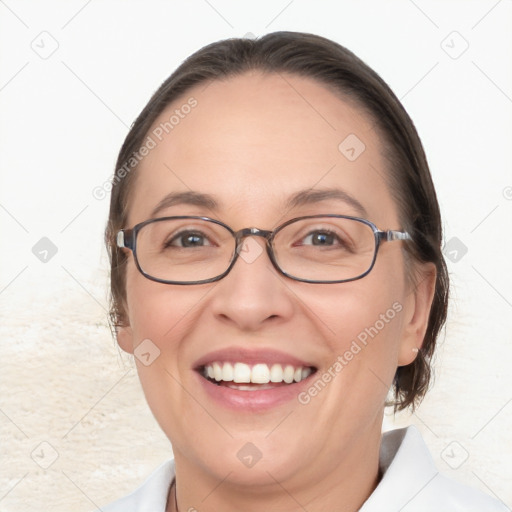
[195,372,314,412]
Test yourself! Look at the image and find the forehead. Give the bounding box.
[128,72,397,227]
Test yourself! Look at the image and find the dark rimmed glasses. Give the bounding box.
[116,215,411,285]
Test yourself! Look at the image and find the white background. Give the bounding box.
[0,1,511,511]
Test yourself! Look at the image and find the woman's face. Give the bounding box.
[118,72,433,488]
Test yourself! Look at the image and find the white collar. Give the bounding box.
[359,425,438,511]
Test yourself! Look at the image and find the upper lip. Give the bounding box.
[193,347,317,370]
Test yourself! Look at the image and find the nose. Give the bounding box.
[209,236,295,331]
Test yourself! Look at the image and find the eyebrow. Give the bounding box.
[285,188,367,217]
[150,191,218,218]
[149,187,367,218]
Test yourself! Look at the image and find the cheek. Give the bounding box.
[297,272,404,354]
[124,269,208,437]
[123,267,203,399]
[295,264,406,401]
[125,265,199,342]
[293,288,403,437]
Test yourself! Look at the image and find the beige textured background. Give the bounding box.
[1,1,511,511]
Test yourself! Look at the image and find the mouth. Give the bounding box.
[199,362,316,391]
[193,348,318,410]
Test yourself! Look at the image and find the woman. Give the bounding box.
[98,32,506,511]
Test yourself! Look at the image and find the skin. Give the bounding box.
[117,71,436,512]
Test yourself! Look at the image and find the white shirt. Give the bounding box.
[97,426,508,512]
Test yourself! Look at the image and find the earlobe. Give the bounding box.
[398,263,437,366]
[117,324,135,354]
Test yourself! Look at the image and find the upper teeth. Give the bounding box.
[203,362,313,384]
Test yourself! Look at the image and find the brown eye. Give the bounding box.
[303,231,337,246]
[166,231,212,248]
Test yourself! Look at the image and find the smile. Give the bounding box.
[193,348,318,410]
[202,362,314,388]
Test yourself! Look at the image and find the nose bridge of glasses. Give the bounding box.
[229,226,280,277]
[234,227,273,245]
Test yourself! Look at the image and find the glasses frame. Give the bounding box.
[117,215,411,285]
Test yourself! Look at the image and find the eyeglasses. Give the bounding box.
[116,215,411,285]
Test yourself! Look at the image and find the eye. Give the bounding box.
[302,230,338,246]
[299,229,350,248]
[165,230,213,248]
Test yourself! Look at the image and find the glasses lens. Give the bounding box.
[273,217,376,282]
[135,218,235,283]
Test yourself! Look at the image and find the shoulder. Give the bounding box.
[94,459,175,512]
[360,426,508,512]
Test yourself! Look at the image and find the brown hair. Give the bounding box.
[105,31,449,412]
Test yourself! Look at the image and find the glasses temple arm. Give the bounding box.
[116,229,134,250]
[379,230,412,242]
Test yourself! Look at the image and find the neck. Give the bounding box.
[167,423,383,512]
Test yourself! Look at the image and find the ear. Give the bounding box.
[117,324,135,354]
[398,262,437,366]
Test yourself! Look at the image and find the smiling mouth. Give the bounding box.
[199,362,317,390]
